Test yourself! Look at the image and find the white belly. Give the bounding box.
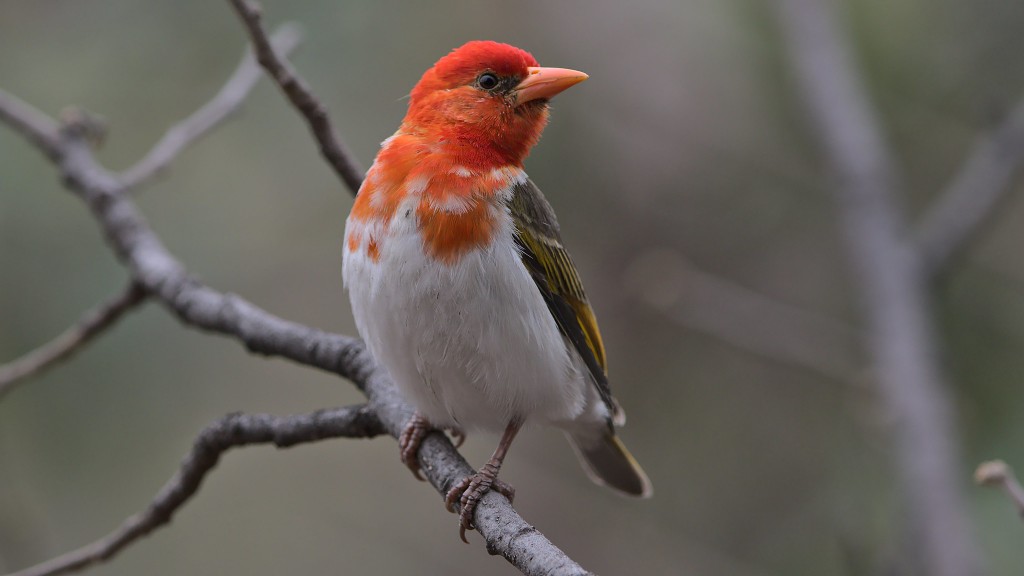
[342,198,598,432]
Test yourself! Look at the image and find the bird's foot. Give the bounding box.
[398,413,432,481]
[445,462,516,543]
[400,416,466,480]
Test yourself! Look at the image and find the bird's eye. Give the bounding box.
[477,73,499,90]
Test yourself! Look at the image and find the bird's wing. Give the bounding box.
[509,178,622,425]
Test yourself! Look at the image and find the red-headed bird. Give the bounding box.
[342,41,652,540]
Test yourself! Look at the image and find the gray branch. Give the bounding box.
[0,25,297,400]
[7,405,386,576]
[0,90,61,160]
[773,0,981,575]
[0,282,146,399]
[119,24,304,190]
[0,23,591,576]
[227,0,365,194]
[916,98,1024,277]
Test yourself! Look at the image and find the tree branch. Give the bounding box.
[0,27,591,576]
[916,98,1024,277]
[0,282,146,399]
[119,23,304,190]
[226,0,365,194]
[976,459,1024,518]
[9,101,365,376]
[6,405,386,576]
[772,1,980,575]
[0,89,61,161]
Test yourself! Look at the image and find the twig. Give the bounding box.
[916,98,1024,277]
[0,282,147,399]
[626,250,862,384]
[976,459,1024,518]
[1,59,591,576]
[0,90,61,160]
[119,23,305,190]
[7,405,386,576]
[772,1,980,575]
[226,0,365,194]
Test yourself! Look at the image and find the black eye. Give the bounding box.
[477,73,499,90]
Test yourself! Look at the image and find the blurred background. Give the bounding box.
[2,0,1024,574]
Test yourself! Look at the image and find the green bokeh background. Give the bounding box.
[2,1,1024,574]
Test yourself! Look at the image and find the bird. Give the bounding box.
[342,40,652,541]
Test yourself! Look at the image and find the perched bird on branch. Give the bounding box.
[342,40,651,540]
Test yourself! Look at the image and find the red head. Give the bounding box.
[402,41,588,168]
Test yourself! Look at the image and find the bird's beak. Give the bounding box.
[514,67,589,105]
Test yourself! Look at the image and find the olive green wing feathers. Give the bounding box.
[509,179,623,426]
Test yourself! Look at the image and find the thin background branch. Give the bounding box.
[772,0,981,575]
[119,23,304,190]
[916,98,1024,277]
[625,249,862,385]
[0,282,146,399]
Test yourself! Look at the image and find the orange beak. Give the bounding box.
[514,66,589,105]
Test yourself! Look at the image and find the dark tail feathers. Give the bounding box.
[568,431,653,497]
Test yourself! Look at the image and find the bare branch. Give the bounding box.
[0,87,361,375]
[916,98,1024,277]
[226,0,365,194]
[0,89,61,160]
[625,250,862,384]
[976,459,1024,518]
[773,1,980,575]
[119,23,305,190]
[0,282,147,399]
[7,405,386,576]
[1,53,591,575]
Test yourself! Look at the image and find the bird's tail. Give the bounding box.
[567,430,653,497]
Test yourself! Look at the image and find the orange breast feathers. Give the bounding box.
[346,137,523,264]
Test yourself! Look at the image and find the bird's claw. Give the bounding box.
[445,464,516,543]
[399,414,432,481]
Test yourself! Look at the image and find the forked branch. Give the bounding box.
[119,23,304,190]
